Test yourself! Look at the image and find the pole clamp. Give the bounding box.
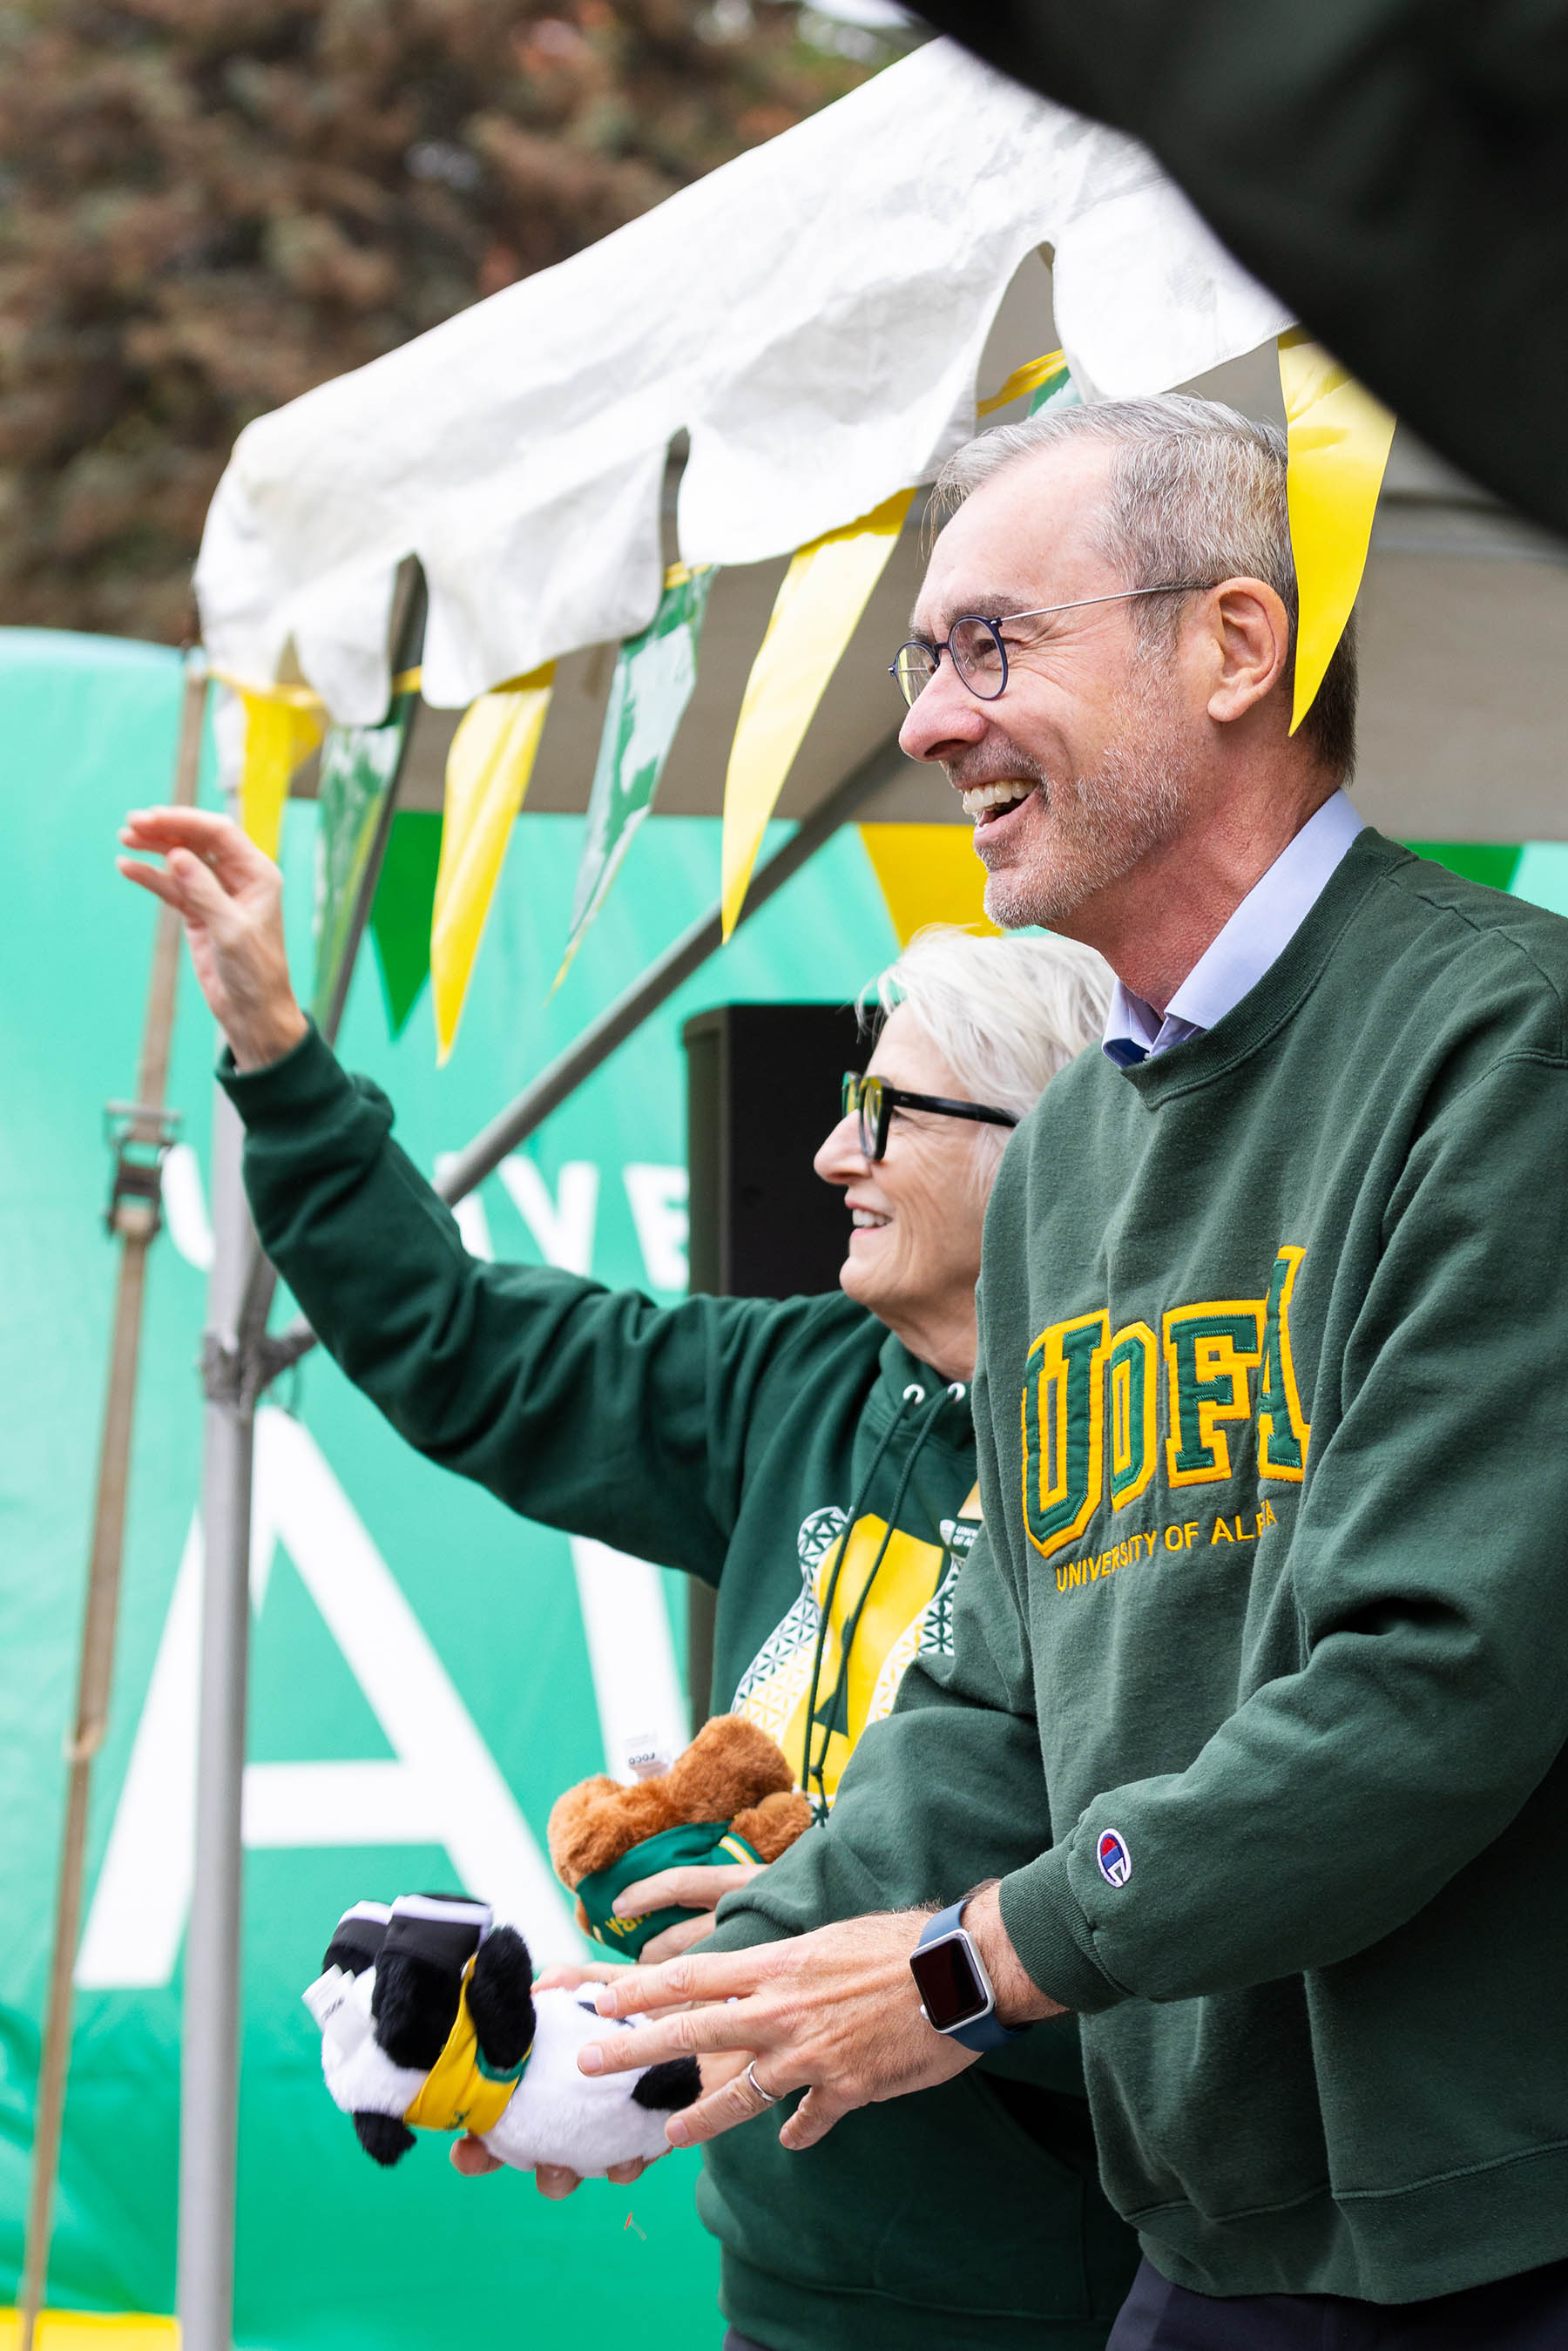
[201,1330,302,1413]
[103,1101,182,1243]
[200,1334,243,1409]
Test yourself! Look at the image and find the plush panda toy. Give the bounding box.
[302,1893,700,2174]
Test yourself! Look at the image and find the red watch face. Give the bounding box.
[909,1931,990,2030]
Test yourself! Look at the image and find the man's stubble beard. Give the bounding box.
[977,679,1194,933]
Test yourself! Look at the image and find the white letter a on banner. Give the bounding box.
[76,1409,578,1989]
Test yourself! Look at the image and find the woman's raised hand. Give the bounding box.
[117,807,308,1071]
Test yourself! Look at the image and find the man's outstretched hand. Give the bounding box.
[449,1959,747,2199]
[576,1890,1061,2154]
[117,807,308,1072]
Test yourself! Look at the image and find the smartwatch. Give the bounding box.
[909,1900,1025,2054]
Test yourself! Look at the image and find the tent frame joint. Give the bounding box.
[200,1334,244,1412]
[201,1327,301,1415]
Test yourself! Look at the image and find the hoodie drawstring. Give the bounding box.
[801,1380,964,1808]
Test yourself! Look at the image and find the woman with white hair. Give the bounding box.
[117,805,1139,2351]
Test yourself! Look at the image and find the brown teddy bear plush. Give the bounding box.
[548,1714,812,1959]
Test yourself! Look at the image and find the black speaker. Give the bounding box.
[682,1001,868,1300]
[681,1001,868,1722]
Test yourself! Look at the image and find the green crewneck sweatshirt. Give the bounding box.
[714,830,1568,2305]
[221,1029,1138,2351]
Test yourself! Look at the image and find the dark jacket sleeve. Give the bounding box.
[221,1023,825,1583]
[709,1526,1042,1934]
[710,1315,1045,1937]
[706,1517,1085,2090]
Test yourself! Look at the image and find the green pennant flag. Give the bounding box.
[369,809,444,1037]
[310,685,419,1027]
[1029,358,1079,415]
[553,564,713,990]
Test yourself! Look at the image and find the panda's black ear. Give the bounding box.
[372,1895,488,2068]
[323,1901,392,1977]
[468,1926,537,2073]
[354,2111,416,2166]
[372,1955,453,2071]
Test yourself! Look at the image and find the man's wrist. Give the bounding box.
[961,1882,1066,2024]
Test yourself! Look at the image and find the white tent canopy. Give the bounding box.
[195,36,1289,726]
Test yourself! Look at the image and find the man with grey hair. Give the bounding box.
[585,394,1568,2347]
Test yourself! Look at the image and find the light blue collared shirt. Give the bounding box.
[1102,790,1367,1067]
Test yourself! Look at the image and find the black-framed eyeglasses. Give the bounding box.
[889,585,1207,710]
[841,1071,1019,1162]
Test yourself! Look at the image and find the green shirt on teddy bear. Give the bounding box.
[576,1820,760,1959]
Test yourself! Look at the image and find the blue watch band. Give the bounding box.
[916,1901,1025,2054]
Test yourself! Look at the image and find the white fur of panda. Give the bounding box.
[303,1895,698,2177]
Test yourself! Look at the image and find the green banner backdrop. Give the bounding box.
[0,628,902,2348]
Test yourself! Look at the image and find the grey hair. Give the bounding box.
[931,393,1356,780]
[866,925,1112,1179]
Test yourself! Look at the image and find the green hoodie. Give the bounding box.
[715,830,1568,2305]
[221,1026,1138,2351]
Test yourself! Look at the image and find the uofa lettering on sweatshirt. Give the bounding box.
[715,830,1568,2303]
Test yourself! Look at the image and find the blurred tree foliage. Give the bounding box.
[0,0,899,640]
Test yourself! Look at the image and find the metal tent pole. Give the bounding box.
[264,728,911,1379]
[17,653,208,2351]
[178,618,422,2351]
[178,1084,256,2351]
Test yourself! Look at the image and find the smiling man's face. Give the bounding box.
[899,441,1197,932]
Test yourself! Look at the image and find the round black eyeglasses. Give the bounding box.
[889,585,1205,709]
[842,1071,1018,1163]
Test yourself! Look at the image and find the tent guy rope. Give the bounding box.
[20,653,209,2351]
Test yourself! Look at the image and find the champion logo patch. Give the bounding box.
[1096,1828,1132,1888]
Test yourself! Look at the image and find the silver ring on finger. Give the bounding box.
[746,2061,783,2108]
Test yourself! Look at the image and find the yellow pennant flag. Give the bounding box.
[977,347,1068,418]
[721,487,915,938]
[1278,328,1396,735]
[213,676,328,860]
[430,665,555,1063]
[858,822,1000,945]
